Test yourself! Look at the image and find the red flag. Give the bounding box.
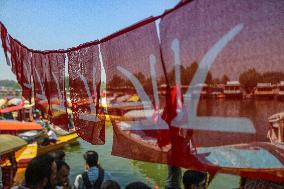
[68,44,105,144]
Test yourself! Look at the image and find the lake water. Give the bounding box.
[63,98,284,188]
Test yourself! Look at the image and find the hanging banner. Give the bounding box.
[100,20,171,165]
[47,52,69,130]
[159,0,284,181]
[68,44,105,144]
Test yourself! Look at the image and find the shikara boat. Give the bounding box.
[111,109,284,183]
[37,133,78,155]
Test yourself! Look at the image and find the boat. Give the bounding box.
[277,81,284,100]
[267,112,284,144]
[37,133,78,155]
[0,135,27,188]
[192,83,210,99]
[254,83,275,99]
[224,81,243,99]
[111,109,284,183]
[0,120,42,135]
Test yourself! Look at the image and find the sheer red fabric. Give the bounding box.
[0,22,11,65]
[31,52,51,114]
[10,39,33,102]
[68,44,105,144]
[159,0,284,181]
[100,20,171,164]
[46,53,69,130]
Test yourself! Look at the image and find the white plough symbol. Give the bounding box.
[117,24,256,134]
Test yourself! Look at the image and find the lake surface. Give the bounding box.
[63,98,284,188]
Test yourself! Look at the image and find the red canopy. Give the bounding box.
[0,121,42,131]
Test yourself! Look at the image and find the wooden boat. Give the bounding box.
[0,135,28,188]
[0,135,27,156]
[37,133,78,155]
[111,109,284,183]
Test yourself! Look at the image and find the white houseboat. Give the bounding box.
[224,81,242,99]
[254,83,274,99]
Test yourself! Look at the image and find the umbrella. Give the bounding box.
[0,134,27,155]
[7,98,22,106]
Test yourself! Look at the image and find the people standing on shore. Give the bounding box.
[73,150,112,189]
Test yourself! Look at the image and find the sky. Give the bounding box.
[0,0,180,80]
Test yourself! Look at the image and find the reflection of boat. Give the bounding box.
[267,112,284,144]
[224,81,243,99]
[37,133,79,155]
[254,83,275,99]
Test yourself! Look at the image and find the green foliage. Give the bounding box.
[0,79,20,89]
[239,68,262,92]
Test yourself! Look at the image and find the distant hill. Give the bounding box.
[0,79,20,89]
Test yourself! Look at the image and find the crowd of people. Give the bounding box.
[5,150,209,189]
[0,150,282,189]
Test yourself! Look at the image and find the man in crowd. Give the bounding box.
[73,150,112,189]
[55,160,71,189]
[12,153,57,189]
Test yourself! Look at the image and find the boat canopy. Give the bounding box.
[0,134,27,155]
[0,121,42,131]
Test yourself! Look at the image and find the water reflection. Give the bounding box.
[63,99,283,188]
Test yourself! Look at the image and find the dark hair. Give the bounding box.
[55,160,70,171]
[125,182,151,189]
[51,151,65,161]
[25,154,55,187]
[84,150,98,167]
[183,170,207,187]
[100,180,120,189]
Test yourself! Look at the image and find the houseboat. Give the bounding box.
[277,81,284,100]
[224,81,242,99]
[254,83,274,99]
[192,83,210,99]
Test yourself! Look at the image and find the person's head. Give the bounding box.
[55,160,70,187]
[183,170,207,189]
[84,150,98,168]
[50,151,66,161]
[25,154,57,188]
[100,180,120,189]
[125,182,151,189]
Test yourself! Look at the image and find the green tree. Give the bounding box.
[221,74,230,84]
[239,68,262,93]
